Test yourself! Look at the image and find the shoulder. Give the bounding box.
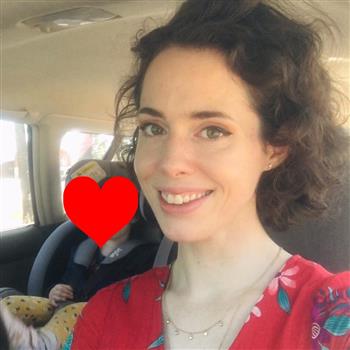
[291,255,334,281]
[310,268,350,349]
[292,255,349,295]
[277,255,346,291]
[278,255,349,302]
[260,255,350,349]
[287,256,350,349]
[267,255,333,302]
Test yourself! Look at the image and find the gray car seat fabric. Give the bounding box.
[27,221,84,296]
[73,238,99,267]
[27,160,128,296]
[268,184,350,273]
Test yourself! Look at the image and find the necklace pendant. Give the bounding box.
[188,334,194,340]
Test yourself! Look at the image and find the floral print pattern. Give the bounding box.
[68,255,350,349]
[147,334,164,349]
[268,264,299,313]
[245,295,263,323]
[268,265,299,295]
[311,285,350,350]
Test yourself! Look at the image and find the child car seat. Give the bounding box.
[0,159,162,298]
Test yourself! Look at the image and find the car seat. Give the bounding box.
[0,159,163,299]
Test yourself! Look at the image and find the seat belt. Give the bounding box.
[73,239,98,267]
[153,236,174,267]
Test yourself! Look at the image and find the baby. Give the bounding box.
[1,223,158,349]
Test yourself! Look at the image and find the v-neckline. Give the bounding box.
[155,254,300,350]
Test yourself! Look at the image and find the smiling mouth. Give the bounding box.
[159,190,213,205]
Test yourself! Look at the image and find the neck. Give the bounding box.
[170,222,286,302]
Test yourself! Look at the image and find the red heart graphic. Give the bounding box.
[63,176,138,247]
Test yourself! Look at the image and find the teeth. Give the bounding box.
[161,191,210,205]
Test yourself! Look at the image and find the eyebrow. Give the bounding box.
[138,107,235,121]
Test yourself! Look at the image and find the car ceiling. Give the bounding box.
[2,0,349,122]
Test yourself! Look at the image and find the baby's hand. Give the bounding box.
[49,284,74,307]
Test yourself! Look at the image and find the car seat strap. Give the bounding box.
[74,239,148,267]
[101,240,146,264]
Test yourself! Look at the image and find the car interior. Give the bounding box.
[0,0,349,338]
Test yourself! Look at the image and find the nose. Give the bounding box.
[157,134,195,178]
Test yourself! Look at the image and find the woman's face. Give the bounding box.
[134,47,278,243]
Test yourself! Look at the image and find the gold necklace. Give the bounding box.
[162,246,282,343]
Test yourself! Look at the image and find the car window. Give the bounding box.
[59,131,113,193]
[112,136,133,162]
[0,119,34,231]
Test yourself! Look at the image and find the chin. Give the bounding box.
[160,222,211,243]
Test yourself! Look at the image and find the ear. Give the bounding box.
[265,144,289,171]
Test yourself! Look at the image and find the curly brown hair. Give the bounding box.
[114,0,349,231]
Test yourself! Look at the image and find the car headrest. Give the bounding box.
[28,159,163,296]
[64,159,140,223]
[65,159,129,187]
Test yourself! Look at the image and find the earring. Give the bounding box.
[267,163,273,170]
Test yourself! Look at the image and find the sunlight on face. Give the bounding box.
[134,47,273,243]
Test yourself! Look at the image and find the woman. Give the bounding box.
[68,0,350,349]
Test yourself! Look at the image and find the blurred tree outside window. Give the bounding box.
[59,131,113,195]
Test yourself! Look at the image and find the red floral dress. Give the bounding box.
[66,255,350,349]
